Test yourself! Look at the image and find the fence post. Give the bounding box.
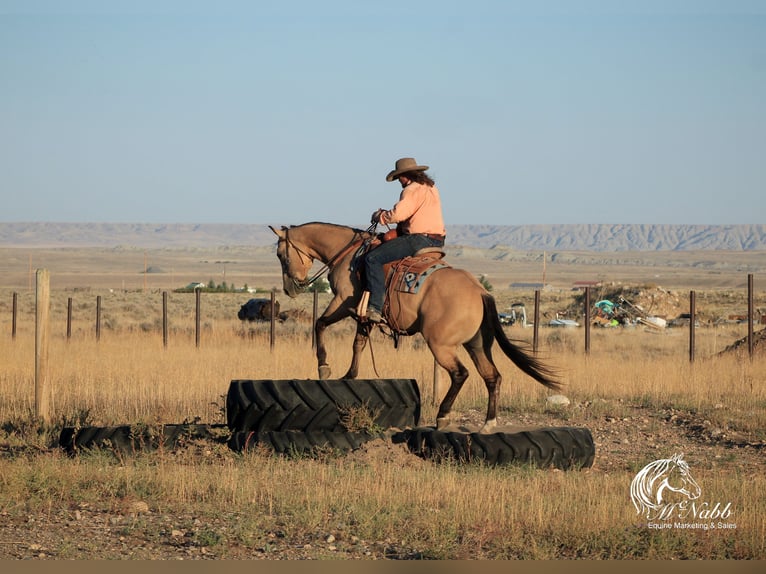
[195,288,201,348]
[67,297,73,340]
[35,269,51,423]
[96,295,101,341]
[12,291,18,339]
[584,286,591,355]
[270,288,276,352]
[533,290,540,353]
[689,290,696,363]
[312,289,318,350]
[748,274,754,359]
[162,291,168,349]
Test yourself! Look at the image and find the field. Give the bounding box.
[0,246,765,559]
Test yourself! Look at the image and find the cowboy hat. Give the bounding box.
[385,157,429,182]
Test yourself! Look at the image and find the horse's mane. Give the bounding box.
[291,221,369,235]
[290,221,373,240]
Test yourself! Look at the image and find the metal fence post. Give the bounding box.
[689,290,696,363]
[584,286,591,355]
[67,297,73,340]
[270,288,277,352]
[12,291,18,339]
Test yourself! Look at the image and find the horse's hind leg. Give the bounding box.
[431,346,470,429]
[464,342,502,433]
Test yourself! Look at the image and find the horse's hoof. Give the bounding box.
[436,417,450,430]
[480,419,498,433]
[318,365,332,380]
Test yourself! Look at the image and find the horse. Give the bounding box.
[630,453,702,518]
[269,221,562,432]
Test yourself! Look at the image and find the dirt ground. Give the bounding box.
[1,400,764,560]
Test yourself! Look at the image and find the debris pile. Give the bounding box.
[571,285,684,329]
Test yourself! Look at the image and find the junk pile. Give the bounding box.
[569,285,685,330]
[592,296,667,329]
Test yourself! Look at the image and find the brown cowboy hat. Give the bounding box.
[385,157,429,182]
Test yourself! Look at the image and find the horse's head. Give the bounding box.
[661,453,702,503]
[631,453,702,516]
[269,225,314,298]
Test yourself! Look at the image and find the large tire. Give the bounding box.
[227,429,383,455]
[391,426,595,470]
[226,379,420,433]
[59,424,226,455]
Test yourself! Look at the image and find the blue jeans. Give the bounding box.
[364,233,444,312]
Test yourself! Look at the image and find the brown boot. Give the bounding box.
[367,308,384,323]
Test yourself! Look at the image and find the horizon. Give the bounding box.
[1,221,764,252]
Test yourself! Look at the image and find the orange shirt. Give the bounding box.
[379,182,446,236]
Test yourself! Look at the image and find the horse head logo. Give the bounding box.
[630,453,702,518]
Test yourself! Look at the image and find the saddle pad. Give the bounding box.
[391,254,450,294]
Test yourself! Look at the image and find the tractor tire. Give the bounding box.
[227,429,384,455]
[391,426,595,470]
[226,379,420,433]
[59,424,226,455]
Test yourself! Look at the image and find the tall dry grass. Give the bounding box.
[1,289,765,558]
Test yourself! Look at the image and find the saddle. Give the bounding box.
[355,243,451,333]
[383,247,449,294]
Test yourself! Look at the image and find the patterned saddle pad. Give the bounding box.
[386,250,450,294]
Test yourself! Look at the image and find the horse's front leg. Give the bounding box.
[315,317,332,380]
[315,295,356,380]
[340,322,370,379]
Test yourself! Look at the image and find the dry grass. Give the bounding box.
[1,285,765,559]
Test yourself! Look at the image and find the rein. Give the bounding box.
[284,224,375,291]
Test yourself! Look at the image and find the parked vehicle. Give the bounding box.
[499,302,528,327]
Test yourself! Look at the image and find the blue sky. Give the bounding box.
[1,0,764,226]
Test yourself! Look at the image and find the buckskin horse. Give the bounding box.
[269,222,562,432]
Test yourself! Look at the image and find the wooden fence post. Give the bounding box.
[35,269,51,423]
[195,288,201,348]
[533,290,540,353]
[162,291,168,349]
[67,297,73,340]
[748,274,754,359]
[95,295,102,341]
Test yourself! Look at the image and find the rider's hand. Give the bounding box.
[371,209,383,224]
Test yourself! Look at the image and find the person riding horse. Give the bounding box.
[365,157,446,323]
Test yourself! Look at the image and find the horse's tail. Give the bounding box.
[482,293,563,392]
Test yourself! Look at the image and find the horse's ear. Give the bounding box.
[269,225,286,238]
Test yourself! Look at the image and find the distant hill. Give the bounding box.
[0,222,764,251]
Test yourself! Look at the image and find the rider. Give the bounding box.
[364,157,446,323]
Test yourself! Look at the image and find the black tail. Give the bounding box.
[482,293,563,392]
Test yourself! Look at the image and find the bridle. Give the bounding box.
[280,225,374,292]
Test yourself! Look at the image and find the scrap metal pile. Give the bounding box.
[592,296,667,329]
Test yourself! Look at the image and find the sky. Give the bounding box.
[1,1,764,227]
